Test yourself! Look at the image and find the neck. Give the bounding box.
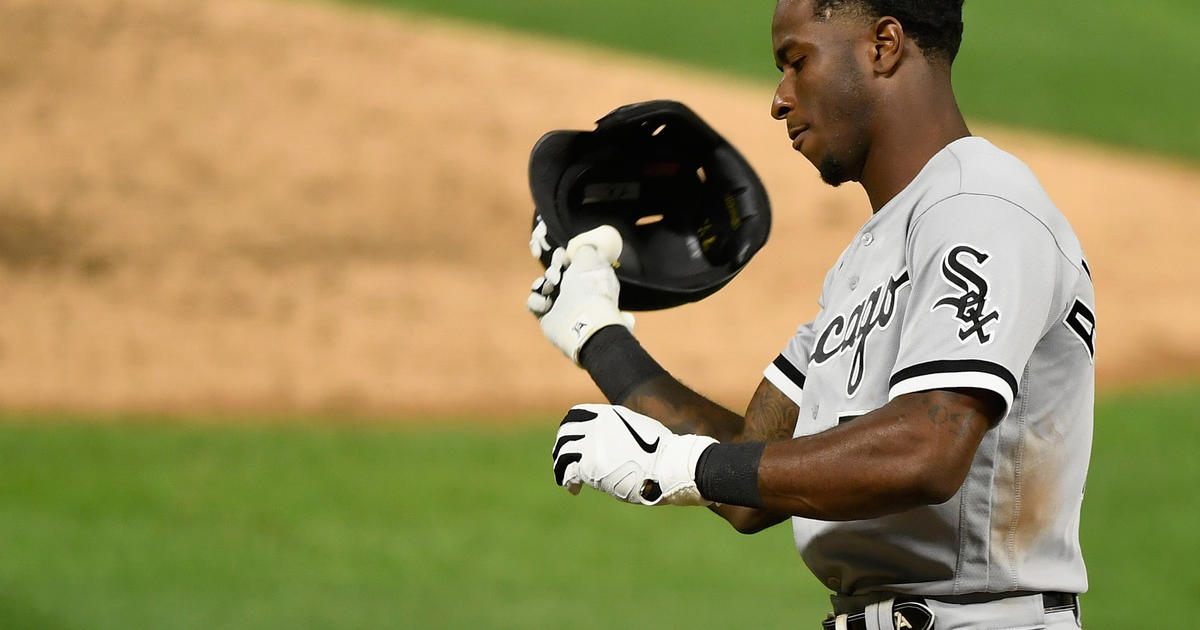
[859,77,969,213]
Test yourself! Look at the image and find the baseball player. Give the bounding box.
[530,1,1094,629]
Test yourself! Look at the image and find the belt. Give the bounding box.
[820,592,1078,630]
[1042,592,1080,614]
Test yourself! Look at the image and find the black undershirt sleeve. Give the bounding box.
[577,325,667,404]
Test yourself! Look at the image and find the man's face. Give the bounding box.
[771,0,876,186]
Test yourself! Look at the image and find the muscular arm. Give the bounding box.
[755,388,1001,520]
[620,374,1001,522]
[577,327,1000,526]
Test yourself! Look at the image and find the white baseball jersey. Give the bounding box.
[763,137,1094,597]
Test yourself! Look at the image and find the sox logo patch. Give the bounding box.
[933,245,999,343]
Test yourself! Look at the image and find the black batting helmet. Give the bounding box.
[529,100,771,311]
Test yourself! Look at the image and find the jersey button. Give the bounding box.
[848,276,859,290]
[861,232,874,246]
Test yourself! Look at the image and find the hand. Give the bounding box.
[551,404,717,506]
[526,226,634,365]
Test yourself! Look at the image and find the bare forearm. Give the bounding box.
[750,389,997,520]
[579,326,745,441]
[618,373,745,441]
[700,379,797,532]
[758,415,939,520]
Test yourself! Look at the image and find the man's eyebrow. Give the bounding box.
[774,43,791,64]
[774,38,804,64]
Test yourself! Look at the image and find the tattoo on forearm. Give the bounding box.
[742,380,799,443]
[619,374,743,439]
[619,376,797,444]
[925,395,975,438]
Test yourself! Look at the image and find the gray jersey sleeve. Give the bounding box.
[764,320,818,406]
[889,194,1066,415]
[764,255,846,406]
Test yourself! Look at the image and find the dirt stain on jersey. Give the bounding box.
[995,419,1071,566]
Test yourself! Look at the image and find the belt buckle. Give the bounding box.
[1042,592,1078,614]
[891,600,935,630]
[820,598,934,630]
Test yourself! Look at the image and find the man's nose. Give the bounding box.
[771,90,792,120]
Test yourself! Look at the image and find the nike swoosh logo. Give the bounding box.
[615,410,659,453]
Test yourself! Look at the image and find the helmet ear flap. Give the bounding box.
[528,100,771,311]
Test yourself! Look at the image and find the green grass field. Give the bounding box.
[1,383,1197,629]
[349,0,1200,162]
[3,3,1195,628]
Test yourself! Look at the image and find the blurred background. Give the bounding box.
[0,0,1196,627]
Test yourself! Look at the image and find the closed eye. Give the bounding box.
[775,56,805,75]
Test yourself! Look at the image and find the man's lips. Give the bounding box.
[789,125,809,150]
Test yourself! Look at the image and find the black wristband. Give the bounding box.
[695,441,766,508]
[577,325,667,403]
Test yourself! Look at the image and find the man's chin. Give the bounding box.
[819,172,846,187]
[817,154,852,187]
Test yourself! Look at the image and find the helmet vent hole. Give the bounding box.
[635,213,665,227]
[651,123,667,136]
[696,166,707,183]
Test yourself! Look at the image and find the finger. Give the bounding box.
[530,217,551,258]
[530,277,557,303]
[568,245,604,270]
[554,452,583,487]
[551,433,584,460]
[543,264,562,291]
[531,269,560,299]
[526,292,552,315]
[566,225,622,264]
[558,406,599,427]
[545,248,567,286]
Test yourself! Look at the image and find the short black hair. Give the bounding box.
[813,0,965,63]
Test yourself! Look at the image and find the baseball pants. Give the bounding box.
[822,593,1082,629]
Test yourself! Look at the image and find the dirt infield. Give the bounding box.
[0,0,1197,421]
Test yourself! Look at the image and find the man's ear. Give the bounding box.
[871,17,905,75]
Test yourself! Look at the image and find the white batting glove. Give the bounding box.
[551,404,718,506]
[529,215,553,259]
[526,226,635,365]
[526,247,567,317]
[527,215,559,316]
